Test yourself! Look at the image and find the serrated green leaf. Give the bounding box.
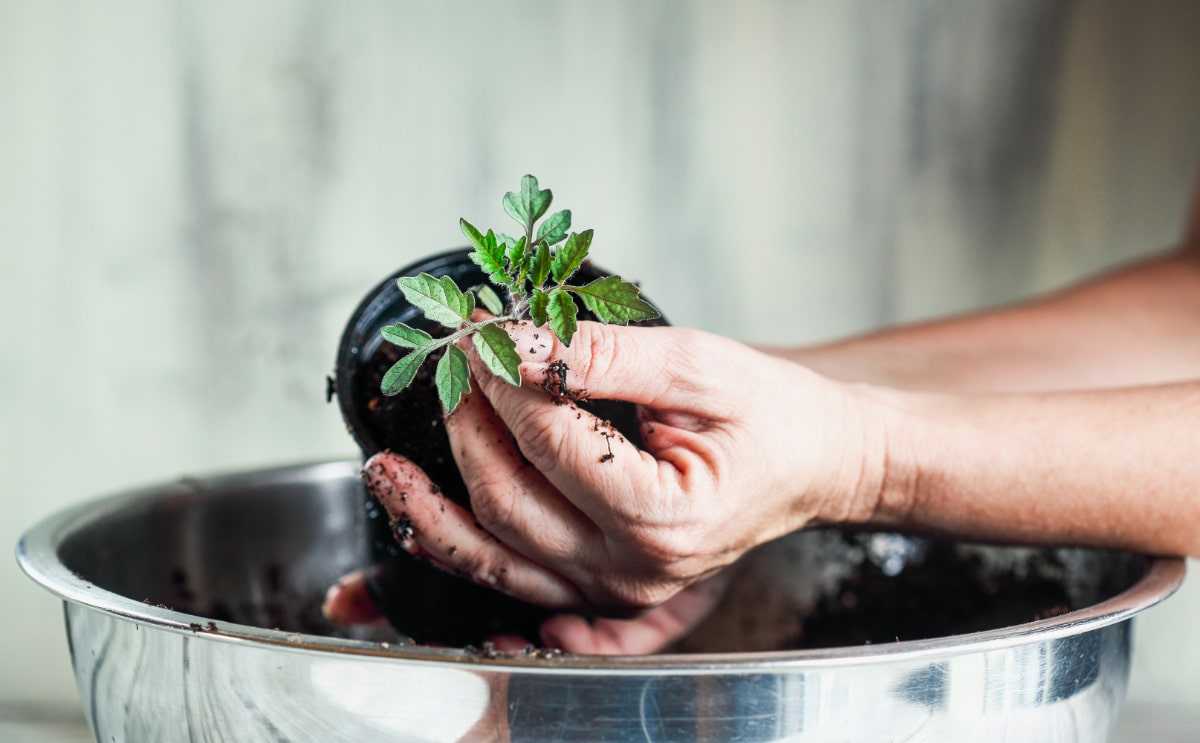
[507,235,528,266]
[530,242,552,287]
[536,209,571,246]
[474,284,504,315]
[381,350,428,396]
[506,236,528,284]
[502,191,526,227]
[460,218,486,252]
[473,324,522,386]
[551,229,592,284]
[547,289,579,346]
[502,175,552,230]
[396,273,474,328]
[436,345,472,413]
[380,323,434,349]
[496,232,518,250]
[570,275,660,324]
[528,183,552,223]
[466,226,508,284]
[529,289,549,327]
[446,274,476,318]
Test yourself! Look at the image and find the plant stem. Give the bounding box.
[423,313,521,357]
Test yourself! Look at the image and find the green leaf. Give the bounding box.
[547,289,579,346]
[507,235,528,266]
[454,276,477,317]
[380,323,434,349]
[529,289,549,327]
[381,350,428,396]
[436,345,472,413]
[495,233,519,250]
[506,236,528,284]
[465,224,508,283]
[460,218,486,252]
[396,273,474,328]
[473,324,522,386]
[551,229,592,284]
[474,284,504,315]
[569,276,660,324]
[530,242,551,287]
[536,209,571,246]
[502,174,552,230]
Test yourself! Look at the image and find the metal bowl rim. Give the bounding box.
[16,459,1187,675]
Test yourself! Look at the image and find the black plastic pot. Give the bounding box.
[334,248,665,645]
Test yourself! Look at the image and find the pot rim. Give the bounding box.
[333,247,663,456]
[16,459,1186,675]
[333,248,477,455]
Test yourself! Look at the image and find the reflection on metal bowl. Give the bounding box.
[17,460,1185,742]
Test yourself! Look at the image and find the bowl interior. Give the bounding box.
[52,462,1151,653]
[58,464,372,639]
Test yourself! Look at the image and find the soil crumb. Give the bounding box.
[542,360,587,404]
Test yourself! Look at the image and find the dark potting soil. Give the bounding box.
[793,540,1073,649]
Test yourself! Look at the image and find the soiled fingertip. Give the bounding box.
[360,451,439,516]
[321,571,385,626]
[506,322,555,364]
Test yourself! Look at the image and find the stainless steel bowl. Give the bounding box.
[17,460,1185,742]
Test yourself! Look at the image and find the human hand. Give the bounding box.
[323,562,731,654]
[362,320,889,620]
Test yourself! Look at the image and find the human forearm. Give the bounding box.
[863,381,1200,558]
[771,246,1200,393]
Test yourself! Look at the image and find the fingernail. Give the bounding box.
[321,572,383,625]
[360,455,395,501]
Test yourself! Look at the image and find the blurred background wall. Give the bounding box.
[4,0,1199,724]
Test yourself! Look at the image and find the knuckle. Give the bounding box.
[577,323,620,389]
[512,413,566,472]
[461,460,518,519]
[473,562,511,590]
[457,544,511,590]
[598,578,672,614]
[468,486,517,531]
[662,329,712,393]
[622,522,694,565]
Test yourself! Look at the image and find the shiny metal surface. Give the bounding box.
[18,461,1186,742]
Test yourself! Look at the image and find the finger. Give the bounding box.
[539,573,728,655]
[361,452,587,610]
[479,322,729,513]
[444,387,603,574]
[462,335,667,529]
[321,569,387,626]
[484,634,533,653]
[507,321,716,410]
[538,604,686,655]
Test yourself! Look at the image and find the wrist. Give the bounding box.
[815,382,924,529]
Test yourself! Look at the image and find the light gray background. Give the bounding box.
[4,0,1199,729]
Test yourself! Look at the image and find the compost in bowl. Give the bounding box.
[18,460,1184,742]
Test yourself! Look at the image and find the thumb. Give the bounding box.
[509,321,704,409]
